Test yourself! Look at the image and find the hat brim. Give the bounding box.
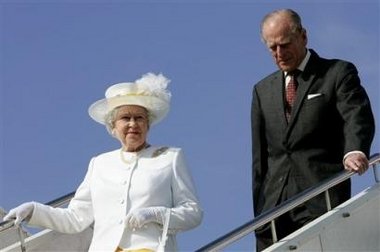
[88,95,169,126]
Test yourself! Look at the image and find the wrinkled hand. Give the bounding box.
[3,202,35,226]
[344,152,369,175]
[125,207,166,229]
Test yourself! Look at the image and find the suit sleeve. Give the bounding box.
[251,86,268,216]
[335,62,375,157]
[168,149,203,232]
[28,158,95,233]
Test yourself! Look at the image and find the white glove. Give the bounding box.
[3,202,35,226]
[126,207,166,229]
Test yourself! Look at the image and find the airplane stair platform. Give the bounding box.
[1,153,379,252]
[264,182,380,251]
[196,153,380,252]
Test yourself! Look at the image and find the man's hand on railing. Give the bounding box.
[344,152,369,175]
[3,202,35,226]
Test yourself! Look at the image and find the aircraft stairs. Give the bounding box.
[1,153,379,252]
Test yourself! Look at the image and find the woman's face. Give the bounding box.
[113,105,149,152]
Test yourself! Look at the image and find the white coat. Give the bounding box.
[28,146,203,251]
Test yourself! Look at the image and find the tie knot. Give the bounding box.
[287,69,300,77]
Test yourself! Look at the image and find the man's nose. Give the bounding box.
[276,45,285,56]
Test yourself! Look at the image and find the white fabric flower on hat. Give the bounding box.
[135,72,171,103]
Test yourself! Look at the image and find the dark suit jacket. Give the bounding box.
[251,49,375,218]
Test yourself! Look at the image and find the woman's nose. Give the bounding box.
[128,117,137,126]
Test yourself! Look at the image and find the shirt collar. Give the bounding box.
[284,49,311,76]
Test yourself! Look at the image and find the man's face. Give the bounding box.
[262,17,307,72]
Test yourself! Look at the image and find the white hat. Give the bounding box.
[88,72,171,126]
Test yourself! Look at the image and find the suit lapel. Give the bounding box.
[270,71,288,129]
[290,72,314,121]
[287,51,319,131]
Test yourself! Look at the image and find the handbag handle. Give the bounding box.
[157,208,171,252]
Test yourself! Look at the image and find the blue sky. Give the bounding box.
[1,0,379,250]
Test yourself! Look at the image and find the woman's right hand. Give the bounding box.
[3,202,35,226]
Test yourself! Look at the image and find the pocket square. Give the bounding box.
[307,93,323,100]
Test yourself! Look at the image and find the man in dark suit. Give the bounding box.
[251,9,375,251]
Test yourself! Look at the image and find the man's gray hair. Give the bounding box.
[260,9,303,40]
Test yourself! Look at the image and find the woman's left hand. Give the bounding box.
[125,207,166,229]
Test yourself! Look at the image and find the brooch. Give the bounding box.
[152,147,169,157]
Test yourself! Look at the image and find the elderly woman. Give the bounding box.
[4,73,203,251]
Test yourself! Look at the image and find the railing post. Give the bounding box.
[324,189,332,211]
[373,162,380,183]
[17,226,26,252]
[270,220,278,243]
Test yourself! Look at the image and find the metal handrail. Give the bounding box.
[0,191,76,252]
[0,191,75,231]
[1,154,379,251]
[196,153,380,251]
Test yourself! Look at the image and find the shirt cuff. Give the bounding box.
[343,151,366,163]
